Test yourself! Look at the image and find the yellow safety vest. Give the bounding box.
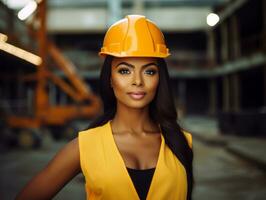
[79,120,192,200]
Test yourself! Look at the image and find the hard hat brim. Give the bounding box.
[98,52,170,58]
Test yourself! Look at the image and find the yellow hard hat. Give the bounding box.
[99,15,170,58]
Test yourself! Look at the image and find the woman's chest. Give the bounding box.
[112,133,161,169]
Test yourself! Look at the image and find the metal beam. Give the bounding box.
[218,0,249,24]
[48,0,228,8]
[54,53,266,79]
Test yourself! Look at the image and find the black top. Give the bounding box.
[126,167,155,200]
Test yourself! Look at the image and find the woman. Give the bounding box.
[15,15,193,200]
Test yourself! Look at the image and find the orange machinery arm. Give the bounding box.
[7,0,101,128]
[48,42,94,101]
[47,41,102,114]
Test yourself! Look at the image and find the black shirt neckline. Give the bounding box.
[126,167,156,200]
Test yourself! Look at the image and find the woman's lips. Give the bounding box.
[127,92,146,100]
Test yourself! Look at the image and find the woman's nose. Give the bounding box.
[132,72,143,86]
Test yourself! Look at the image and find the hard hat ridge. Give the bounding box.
[99,15,170,58]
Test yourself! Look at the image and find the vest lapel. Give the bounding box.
[146,134,164,200]
[105,120,164,200]
[105,121,140,199]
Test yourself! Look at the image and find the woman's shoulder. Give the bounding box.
[78,123,108,143]
[181,129,193,149]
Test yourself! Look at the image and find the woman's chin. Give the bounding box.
[119,101,150,110]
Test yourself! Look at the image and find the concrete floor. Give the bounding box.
[0,139,86,200]
[193,139,266,199]
[0,118,266,200]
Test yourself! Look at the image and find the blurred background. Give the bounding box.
[0,0,265,199]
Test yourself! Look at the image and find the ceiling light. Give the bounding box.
[207,13,220,27]
[18,0,37,21]
[4,0,31,10]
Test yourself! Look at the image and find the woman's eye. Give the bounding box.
[145,69,157,75]
[118,68,130,74]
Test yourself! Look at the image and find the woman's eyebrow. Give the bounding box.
[142,62,158,68]
[116,62,134,68]
[116,62,158,68]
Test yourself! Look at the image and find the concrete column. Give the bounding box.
[107,0,122,26]
[228,14,241,112]
[208,78,217,115]
[230,15,241,59]
[133,0,145,15]
[207,30,216,67]
[262,0,266,106]
[222,76,230,112]
[221,22,229,63]
[264,67,266,106]
[231,74,241,112]
[263,0,266,53]
[221,21,230,112]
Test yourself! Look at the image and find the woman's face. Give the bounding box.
[111,57,159,109]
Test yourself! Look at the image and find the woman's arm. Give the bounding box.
[15,137,81,200]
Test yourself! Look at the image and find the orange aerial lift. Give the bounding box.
[3,0,102,148]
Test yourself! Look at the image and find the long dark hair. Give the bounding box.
[89,55,194,200]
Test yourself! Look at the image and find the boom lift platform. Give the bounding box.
[0,1,102,148]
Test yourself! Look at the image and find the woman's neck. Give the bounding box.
[111,103,160,136]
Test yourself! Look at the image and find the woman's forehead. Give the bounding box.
[112,57,158,66]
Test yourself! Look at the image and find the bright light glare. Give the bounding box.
[18,0,37,21]
[207,13,220,26]
[4,0,31,9]
[0,33,8,42]
[0,42,42,66]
